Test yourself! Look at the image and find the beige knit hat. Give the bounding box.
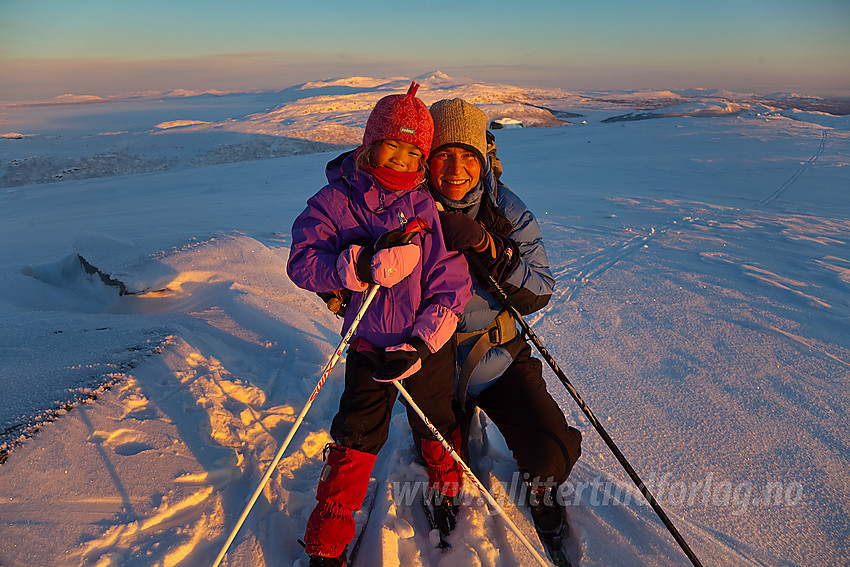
[428,98,488,166]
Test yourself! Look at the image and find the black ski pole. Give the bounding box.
[471,256,704,567]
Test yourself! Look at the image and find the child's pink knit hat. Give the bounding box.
[362,81,434,158]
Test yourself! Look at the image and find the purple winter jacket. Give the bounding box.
[287,151,472,351]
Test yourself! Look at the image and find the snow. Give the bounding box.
[53,95,109,104]
[155,120,214,130]
[0,72,848,567]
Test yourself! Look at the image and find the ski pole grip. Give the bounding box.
[399,217,432,244]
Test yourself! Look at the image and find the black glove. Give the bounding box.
[373,337,431,382]
[438,210,488,252]
[440,210,521,285]
[477,231,521,285]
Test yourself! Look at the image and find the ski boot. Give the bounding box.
[528,483,572,567]
[308,550,346,566]
[425,489,458,548]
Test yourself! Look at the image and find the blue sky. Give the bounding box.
[1,0,848,100]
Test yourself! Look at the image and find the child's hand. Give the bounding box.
[369,244,420,287]
[373,338,431,382]
[336,242,420,290]
[336,244,371,292]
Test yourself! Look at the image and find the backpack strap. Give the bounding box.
[456,310,522,405]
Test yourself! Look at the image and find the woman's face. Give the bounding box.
[374,139,423,173]
[428,146,482,201]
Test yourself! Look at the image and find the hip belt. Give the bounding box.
[456,310,523,404]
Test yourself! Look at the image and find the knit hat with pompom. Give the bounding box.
[362,81,434,158]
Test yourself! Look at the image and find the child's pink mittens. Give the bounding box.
[337,242,420,290]
[336,245,370,291]
[372,338,431,382]
[370,244,420,287]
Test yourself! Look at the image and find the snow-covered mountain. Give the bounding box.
[1,72,848,567]
[3,71,847,188]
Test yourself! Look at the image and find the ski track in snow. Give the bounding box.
[521,125,849,566]
[541,225,668,310]
[539,128,834,315]
[756,131,828,210]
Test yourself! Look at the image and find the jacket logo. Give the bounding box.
[399,126,415,135]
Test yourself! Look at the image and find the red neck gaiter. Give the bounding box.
[364,165,422,192]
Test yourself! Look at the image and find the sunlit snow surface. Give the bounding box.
[1,74,848,566]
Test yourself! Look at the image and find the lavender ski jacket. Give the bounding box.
[287,151,472,351]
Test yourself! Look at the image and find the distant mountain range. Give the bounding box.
[2,72,847,188]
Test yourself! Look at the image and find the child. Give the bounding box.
[287,82,472,566]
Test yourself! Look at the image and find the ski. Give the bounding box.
[347,476,380,565]
[539,530,574,567]
[472,409,579,566]
[420,492,451,549]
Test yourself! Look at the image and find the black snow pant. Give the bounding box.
[330,338,458,455]
[465,341,582,485]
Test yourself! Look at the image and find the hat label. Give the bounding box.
[399,126,416,135]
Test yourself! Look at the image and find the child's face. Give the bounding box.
[375,140,424,173]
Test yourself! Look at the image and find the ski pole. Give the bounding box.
[393,380,551,567]
[212,284,379,567]
[212,217,431,567]
[471,257,704,567]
